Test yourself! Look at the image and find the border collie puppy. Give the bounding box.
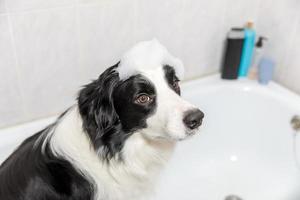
[0,39,204,200]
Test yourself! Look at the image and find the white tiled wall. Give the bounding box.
[0,15,26,127]
[0,0,299,128]
[256,0,300,93]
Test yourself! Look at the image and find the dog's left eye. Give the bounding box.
[173,80,180,93]
[173,80,179,89]
[135,94,153,105]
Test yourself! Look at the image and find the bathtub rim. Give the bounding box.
[182,74,300,111]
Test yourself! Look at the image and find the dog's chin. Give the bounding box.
[158,131,198,142]
[141,128,200,142]
[141,133,182,142]
[172,129,200,141]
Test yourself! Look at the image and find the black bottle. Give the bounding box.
[221,28,245,79]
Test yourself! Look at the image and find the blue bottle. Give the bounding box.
[238,22,256,77]
[258,57,275,85]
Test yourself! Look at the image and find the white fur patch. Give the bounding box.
[117,39,184,80]
[47,106,174,200]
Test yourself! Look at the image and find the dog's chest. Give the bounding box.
[94,135,175,200]
[93,159,164,200]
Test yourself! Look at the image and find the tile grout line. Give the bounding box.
[281,9,300,89]
[0,13,8,17]
[6,4,76,16]
[75,0,83,79]
[75,0,80,60]
[273,6,300,85]
[6,1,110,16]
[4,0,29,118]
[132,0,138,42]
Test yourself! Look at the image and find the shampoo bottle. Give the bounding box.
[248,36,267,79]
[238,22,256,77]
[258,57,275,85]
[221,28,245,79]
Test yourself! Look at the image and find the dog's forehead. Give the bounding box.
[117,39,184,81]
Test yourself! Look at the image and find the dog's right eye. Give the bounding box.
[134,94,153,105]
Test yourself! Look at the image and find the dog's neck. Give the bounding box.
[48,106,175,200]
[107,132,175,199]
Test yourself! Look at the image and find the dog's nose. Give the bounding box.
[183,109,204,130]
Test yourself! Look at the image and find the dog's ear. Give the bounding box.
[78,64,125,158]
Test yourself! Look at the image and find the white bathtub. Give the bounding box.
[1,75,300,200]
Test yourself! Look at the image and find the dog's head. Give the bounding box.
[78,39,204,158]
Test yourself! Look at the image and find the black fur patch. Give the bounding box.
[163,65,181,95]
[113,74,156,133]
[78,64,124,160]
[0,126,94,200]
[78,63,157,160]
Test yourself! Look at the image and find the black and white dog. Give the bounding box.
[0,40,204,200]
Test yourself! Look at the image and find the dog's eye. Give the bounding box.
[173,80,180,93]
[173,80,179,89]
[135,94,153,105]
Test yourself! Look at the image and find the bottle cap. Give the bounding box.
[246,21,254,28]
[256,36,268,48]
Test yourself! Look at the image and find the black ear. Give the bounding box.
[78,64,126,159]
